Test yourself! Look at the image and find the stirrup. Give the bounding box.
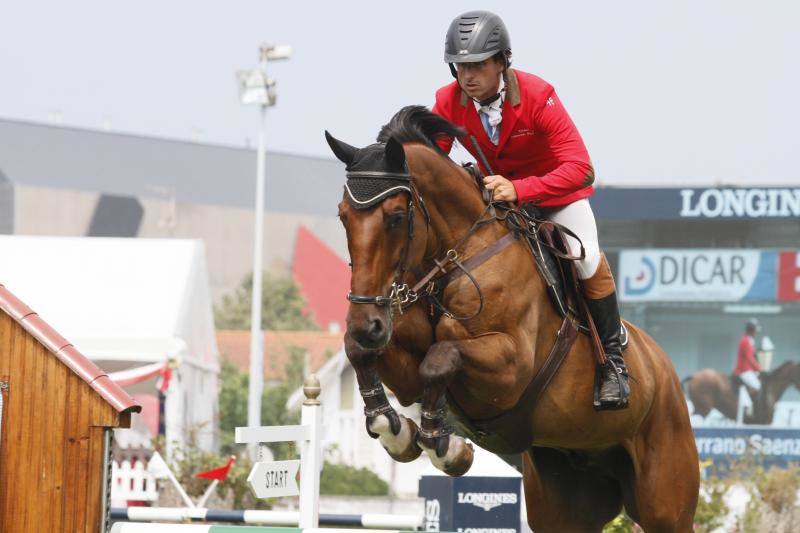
[593,360,630,411]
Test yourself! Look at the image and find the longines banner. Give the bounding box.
[591,187,800,220]
[619,249,800,302]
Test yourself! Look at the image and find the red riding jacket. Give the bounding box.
[734,334,761,374]
[432,69,594,207]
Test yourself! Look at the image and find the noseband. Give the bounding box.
[344,170,430,314]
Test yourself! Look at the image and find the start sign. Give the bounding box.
[247,460,300,498]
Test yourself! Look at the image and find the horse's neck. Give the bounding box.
[407,146,495,255]
[407,144,557,336]
[765,365,795,399]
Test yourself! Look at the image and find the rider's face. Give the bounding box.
[456,58,504,101]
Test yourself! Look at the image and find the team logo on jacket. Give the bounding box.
[511,127,534,139]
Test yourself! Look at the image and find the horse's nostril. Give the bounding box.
[368,318,384,338]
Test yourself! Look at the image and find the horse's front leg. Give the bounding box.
[344,334,422,462]
[417,340,475,476]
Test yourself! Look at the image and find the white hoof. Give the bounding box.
[368,414,421,462]
[420,435,474,476]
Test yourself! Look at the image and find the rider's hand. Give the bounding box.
[483,175,518,202]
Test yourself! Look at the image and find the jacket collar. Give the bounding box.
[460,69,521,107]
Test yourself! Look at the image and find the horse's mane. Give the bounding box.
[377,105,465,156]
[769,360,795,374]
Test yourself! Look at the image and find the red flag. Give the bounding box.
[195,456,235,481]
[156,365,172,393]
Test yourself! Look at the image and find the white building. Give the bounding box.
[0,235,220,453]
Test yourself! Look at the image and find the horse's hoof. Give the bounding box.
[370,414,422,463]
[421,435,474,477]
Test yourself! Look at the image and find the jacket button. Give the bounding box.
[508,171,515,177]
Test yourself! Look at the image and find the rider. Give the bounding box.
[734,318,762,393]
[432,10,629,410]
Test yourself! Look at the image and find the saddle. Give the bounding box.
[431,163,627,454]
[459,163,627,341]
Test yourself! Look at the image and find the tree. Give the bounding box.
[214,272,319,331]
[319,461,389,496]
[218,356,301,458]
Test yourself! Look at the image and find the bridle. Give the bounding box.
[344,169,431,314]
[344,163,507,321]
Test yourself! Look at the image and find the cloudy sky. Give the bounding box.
[1,1,797,185]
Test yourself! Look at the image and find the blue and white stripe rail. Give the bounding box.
[110,507,422,530]
[110,525,435,533]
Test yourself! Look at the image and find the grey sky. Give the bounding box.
[0,1,797,186]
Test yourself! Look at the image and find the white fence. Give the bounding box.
[112,459,158,503]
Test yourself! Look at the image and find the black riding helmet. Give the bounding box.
[444,10,511,79]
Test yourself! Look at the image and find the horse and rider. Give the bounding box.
[684,318,800,425]
[326,10,698,532]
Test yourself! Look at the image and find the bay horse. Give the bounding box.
[683,361,800,425]
[326,106,698,532]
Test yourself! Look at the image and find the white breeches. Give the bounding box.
[739,370,761,391]
[546,199,601,280]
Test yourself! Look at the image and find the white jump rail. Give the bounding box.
[235,374,323,528]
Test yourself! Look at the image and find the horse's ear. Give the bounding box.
[325,130,358,166]
[384,136,406,171]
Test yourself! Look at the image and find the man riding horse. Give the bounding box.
[432,10,629,409]
[734,318,762,395]
[325,10,700,528]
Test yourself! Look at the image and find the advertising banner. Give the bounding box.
[591,187,800,220]
[694,427,800,469]
[620,249,770,302]
[778,251,800,301]
[419,476,521,532]
[619,249,800,302]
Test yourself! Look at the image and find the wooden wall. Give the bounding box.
[0,311,122,532]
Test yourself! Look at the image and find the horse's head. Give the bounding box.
[326,130,424,350]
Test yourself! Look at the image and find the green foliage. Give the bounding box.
[753,464,799,513]
[603,513,643,532]
[164,441,270,510]
[259,381,299,460]
[218,357,300,457]
[214,272,319,331]
[218,359,249,454]
[694,479,728,533]
[740,486,762,533]
[284,345,306,390]
[319,461,389,496]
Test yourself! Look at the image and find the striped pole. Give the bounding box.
[110,508,421,530]
[110,524,430,533]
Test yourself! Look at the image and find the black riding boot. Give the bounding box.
[586,290,630,410]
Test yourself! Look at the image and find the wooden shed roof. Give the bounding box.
[0,283,141,415]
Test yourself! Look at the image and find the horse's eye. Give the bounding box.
[387,213,405,230]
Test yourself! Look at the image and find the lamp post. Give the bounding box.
[237,44,291,450]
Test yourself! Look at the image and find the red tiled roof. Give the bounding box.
[0,283,141,415]
[292,226,350,331]
[217,330,343,381]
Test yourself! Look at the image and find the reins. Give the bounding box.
[345,158,587,322]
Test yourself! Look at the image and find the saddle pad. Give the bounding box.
[521,219,628,348]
